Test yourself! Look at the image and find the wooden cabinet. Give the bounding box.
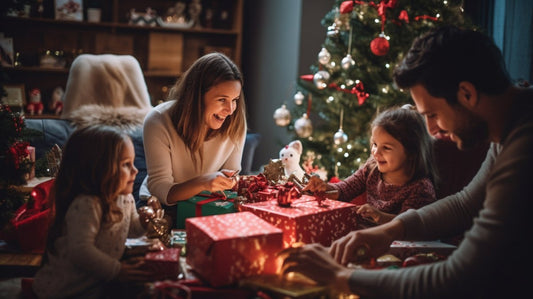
[0,0,243,116]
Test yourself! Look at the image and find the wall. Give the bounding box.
[493,0,533,83]
[242,0,334,171]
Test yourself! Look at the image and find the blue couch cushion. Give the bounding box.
[25,119,147,203]
[242,132,261,175]
[24,118,260,203]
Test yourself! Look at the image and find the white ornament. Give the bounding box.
[341,54,355,70]
[294,91,304,105]
[273,104,291,127]
[333,128,348,145]
[313,70,330,90]
[334,108,348,144]
[294,113,313,138]
[318,47,331,65]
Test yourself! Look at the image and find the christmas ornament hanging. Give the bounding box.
[294,113,313,138]
[341,54,355,70]
[334,108,348,145]
[273,104,291,127]
[342,25,355,70]
[318,47,331,65]
[370,33,390,56]
[334,129,348,145]
[313,70,330,90]
[294,91,304,105]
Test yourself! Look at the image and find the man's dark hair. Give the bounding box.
[393,25,511,104]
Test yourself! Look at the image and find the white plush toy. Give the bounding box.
[279,140,306,180]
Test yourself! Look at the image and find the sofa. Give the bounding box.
[25,118,262,206]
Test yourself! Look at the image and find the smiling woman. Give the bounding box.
[140,53,247,221]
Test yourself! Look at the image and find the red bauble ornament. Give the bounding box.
[370,36,390,56]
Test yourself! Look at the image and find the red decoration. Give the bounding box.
[299,74,314,81]
[370,36,390,56]
[7,141,30,170]
[186,212,283,287]
[354,82,370,105]
[329,176,341,183]
[340,0,397,32]
[328,82,369,105]
[398,10,409,23]
[414,15,439,21]
[10,178,54,253]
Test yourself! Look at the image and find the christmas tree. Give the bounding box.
[274,0,475,179]
[0,104,34,228]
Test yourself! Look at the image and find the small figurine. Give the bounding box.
[26,88,44,115]
[188,0,202,28]
[165,1,187,24]
[49,86,64,115]
[279,140,306,181]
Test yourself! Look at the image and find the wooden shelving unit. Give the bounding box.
[0,0,243,115]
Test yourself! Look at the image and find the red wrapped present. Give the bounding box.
[145,248,182,280]
[240,195,358,248]
[186,212,283,287]
[10,178,54,253]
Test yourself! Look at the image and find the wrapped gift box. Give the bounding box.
[176,190,237,229]
[186,212,283,287]
[240,195,358,248]
[145,248,182,280]
[388,240,457,260]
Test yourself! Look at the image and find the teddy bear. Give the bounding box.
[26,88,43,115]
[279,140,306,181]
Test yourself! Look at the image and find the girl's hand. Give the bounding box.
[356,204,381,223]
[117,257,155,282]
[302,176,328,193]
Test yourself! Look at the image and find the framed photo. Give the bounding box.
[0,33,14,67]
[1,84,26,112]
[55,0,83,21]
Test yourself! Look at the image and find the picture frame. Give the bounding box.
[2,84,26,113]
[55,0,83,21]
[0,33,14,67]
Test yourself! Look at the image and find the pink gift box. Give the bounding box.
[186,212,283,287]
[240,195,358,248]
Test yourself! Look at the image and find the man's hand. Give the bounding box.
[279,243,353,293]
[329,219,404,265]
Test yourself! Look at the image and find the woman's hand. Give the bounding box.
[279,243,353,293]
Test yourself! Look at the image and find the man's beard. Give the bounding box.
[452,106,490,150]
